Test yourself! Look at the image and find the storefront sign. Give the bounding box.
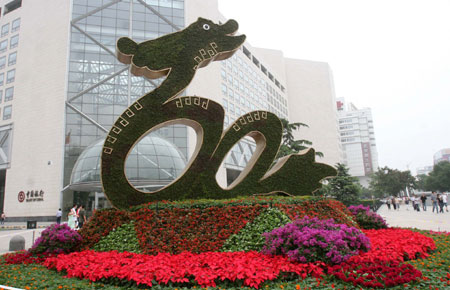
[18,190,45,202]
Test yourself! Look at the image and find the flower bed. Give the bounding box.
[348,205,388,229]
[262,216,370,264]
[79,197,358,254]
[43,250,325,289]
[1,229,449,289]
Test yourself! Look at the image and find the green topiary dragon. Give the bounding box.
[101,18,336,209]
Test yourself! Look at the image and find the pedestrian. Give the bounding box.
[56,208,62,224]
[77,205,87,229]
[67,204,77,229]
[394,197,400,211]
[438,193,445,213]
[386,197,391,210]
[392,197,396,210]
[431,191,439,213]
[443,192,448,212]
[0,212,5,225]
[420,194,427,211]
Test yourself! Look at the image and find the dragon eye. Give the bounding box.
[203,24,210,30]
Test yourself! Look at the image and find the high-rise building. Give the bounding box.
[0,0,341,221]
[336,98,378,187]
[433,148,450,165]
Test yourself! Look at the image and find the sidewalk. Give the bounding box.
[377,203,450,232]
[0,222,54,255]
[0,221,52,230]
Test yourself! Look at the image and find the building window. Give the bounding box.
[4,87,13,101]
[0,73,4,86]
[1,24,9,37]
[0,40,7,53]
[0,90,3,103]
[221,83,227,95]
[0,56,5,69]
[6,69,15,83]
[8,52,16,66]
[10,35,18,49]
[11,18,20,32]
[4,0,22,15]
[3,105,11,120]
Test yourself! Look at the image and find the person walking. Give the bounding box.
[431,191,439,213]
[77,205,87,229]
[386,198,391,210]
[394,197,400,211]
[443,192,448,212]
[0,212,5,225]
[438,193,445,213]
[68,204,77,229]
[392,197,397,210]
[420,194,427,211]
[56,208,62,224]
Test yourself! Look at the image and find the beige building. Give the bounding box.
[0,0,341,221]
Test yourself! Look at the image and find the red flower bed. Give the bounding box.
[274,199,358,229]
[328,228,435,288]
[43,250,325,289]
[79,208,130,249]
[2,250,56,265]
[130,205,265,254]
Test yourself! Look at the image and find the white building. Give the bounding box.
[0,0,341,221]
[337,98,379,187]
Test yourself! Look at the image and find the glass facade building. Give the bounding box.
[64,0,186,210]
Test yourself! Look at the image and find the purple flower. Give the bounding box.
[261,216,370,265]
[30,223,82,254]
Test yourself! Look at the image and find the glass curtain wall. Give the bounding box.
[64,0,185,212]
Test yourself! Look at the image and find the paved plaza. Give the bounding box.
[377,202,450,232]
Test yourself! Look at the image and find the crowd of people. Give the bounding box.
[57,204,87,230]
[385,191,448,213]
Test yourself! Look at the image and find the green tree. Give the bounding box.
[416,174,428,191]
[277,118,323,159]
[369,166,416,197]
[326,163,361,206]
[424,161,450,192]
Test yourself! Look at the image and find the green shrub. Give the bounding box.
[221,207,291,252]
[93,222,141,253]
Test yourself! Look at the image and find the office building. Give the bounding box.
[0,0,341,221]
[337,98,378,187]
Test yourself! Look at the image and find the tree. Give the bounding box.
[423,161,450,192]
[326,163,361,206]
[369,166,416,197]
[277,118,323,159]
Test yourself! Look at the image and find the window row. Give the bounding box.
[0,69,15,85]
[1,18,20,37]
[0,51,16,68]
[0,34,18,52]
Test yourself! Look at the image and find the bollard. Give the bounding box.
[9,235,25,251]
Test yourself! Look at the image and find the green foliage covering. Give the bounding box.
[93,222,141,253]
[101,17,336,209]
[221,207,291,252]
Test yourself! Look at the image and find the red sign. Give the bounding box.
[18,191,25,202]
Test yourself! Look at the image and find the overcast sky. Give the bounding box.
[218,0,450,174]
